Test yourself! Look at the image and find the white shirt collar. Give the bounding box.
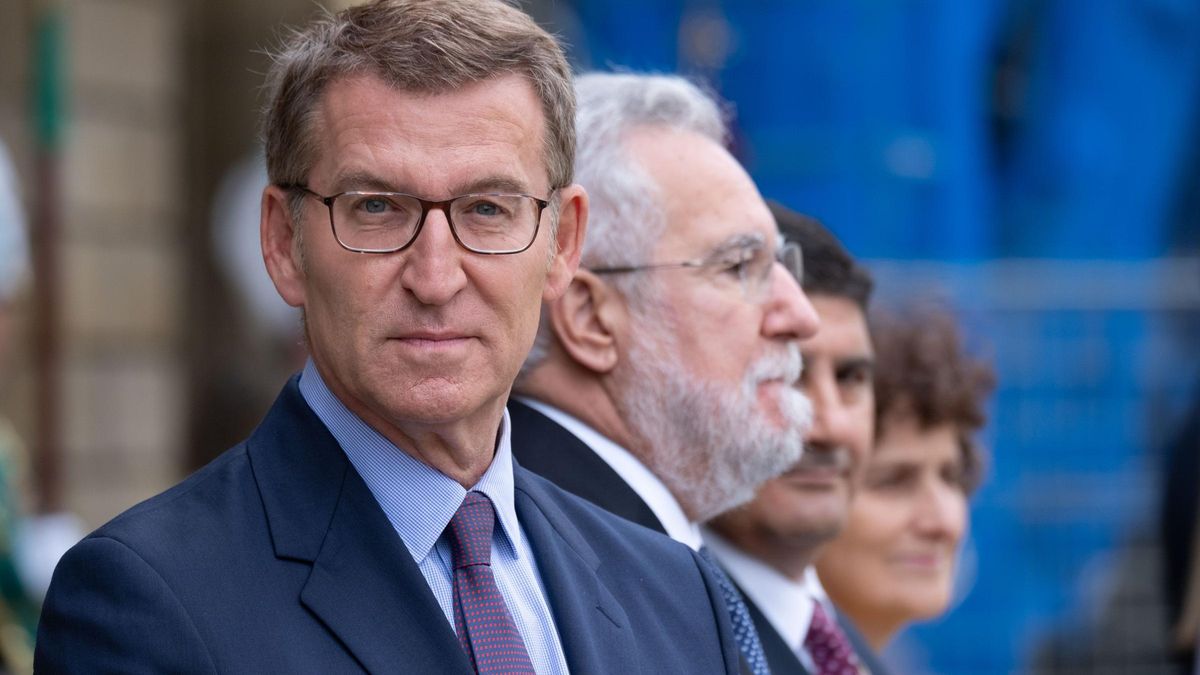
[702,529,835,665]
[300,360,524,563]
[515,397,704,550]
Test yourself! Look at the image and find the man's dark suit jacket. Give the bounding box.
[510,399,889,675]
[508,399,667,534]
[35,378,741,674]
[741,590,889,675]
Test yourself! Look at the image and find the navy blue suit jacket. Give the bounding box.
[508,399,665,534]
[741,589,890,675]
[36,378,741,674]
[511,400,889,675]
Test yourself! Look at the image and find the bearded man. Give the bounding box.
[511,72,820,675]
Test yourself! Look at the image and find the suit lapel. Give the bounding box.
[513,467,639,674]
[300,471,472,674]
[738,582,811,675]
[508,399,667,533]
[248,378,472,674]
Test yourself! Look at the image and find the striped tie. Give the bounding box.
[446,491,536,675]
[698,546,770,675]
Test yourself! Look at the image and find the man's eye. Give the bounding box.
[716,249,756,275]
[869,467,915,491]
[720,259,750,276]
[466,200,511,217]
[359,198,391,214]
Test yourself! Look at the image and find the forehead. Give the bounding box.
[626,128,777,257]
[876,418,961,464]
[803,294,872,357]
[309,72,549,195]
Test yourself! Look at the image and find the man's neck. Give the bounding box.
[515,396,705,551]
[707,525,823,583]
[306,359,504,487]
[516,368,638,455]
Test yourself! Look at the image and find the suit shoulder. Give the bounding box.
[515,466,686,555]
[88,442,257,550]
[515,466,741,673]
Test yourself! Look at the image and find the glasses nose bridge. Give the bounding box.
[416,196,457,229]
[408,195,463,251]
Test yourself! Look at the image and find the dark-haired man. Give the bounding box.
[707,203,889,675]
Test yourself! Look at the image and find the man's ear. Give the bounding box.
[547,269,625,374]
[543,183,588,302]
[261,185,307,308]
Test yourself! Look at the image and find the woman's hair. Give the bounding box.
[871,304,996,494]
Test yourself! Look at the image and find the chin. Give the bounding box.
[892,586,953,623]
[383,381,483,423]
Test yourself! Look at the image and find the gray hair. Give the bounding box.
[260,0,575,215]
[522,72,728,372]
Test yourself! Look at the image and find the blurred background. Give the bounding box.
[0,0,1197,673]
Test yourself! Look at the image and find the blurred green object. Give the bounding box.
[32,7,65,150]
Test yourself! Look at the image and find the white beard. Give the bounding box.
[617,321,812,522]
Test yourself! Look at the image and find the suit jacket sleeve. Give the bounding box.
[36,536,217,674]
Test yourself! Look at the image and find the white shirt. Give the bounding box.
[703,529,835,672]
[515,397,704,551]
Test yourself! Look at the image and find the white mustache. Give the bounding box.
[746,342,803,388]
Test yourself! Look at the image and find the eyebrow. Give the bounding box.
[836,356,875,369]
[328,170,396,194]
[328,170,537,198]
[455,175,537,196]
[706,232,767,258]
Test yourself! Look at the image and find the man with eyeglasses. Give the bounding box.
[35,2,742,672]
[511,72,820,675]
[706,204,889,675]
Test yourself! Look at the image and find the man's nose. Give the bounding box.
[761,264,819,340]
[804,375,855,449]
[397,209,469,305]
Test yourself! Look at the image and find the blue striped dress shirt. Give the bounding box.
[298,361,569,674]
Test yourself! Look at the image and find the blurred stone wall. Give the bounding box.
[0,0,187,526]
[0,0,353,530]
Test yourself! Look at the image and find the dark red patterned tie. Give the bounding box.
[446,491,537,675]
[804,601,862,675]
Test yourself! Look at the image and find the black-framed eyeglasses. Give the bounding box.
[590,235,803,302]
[287,186,552,255]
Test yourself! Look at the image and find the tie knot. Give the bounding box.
[447,491,496,570]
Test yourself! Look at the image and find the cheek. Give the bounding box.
[739,482,801,532]
[847,408,875,470]
[502,266,550,329]
[746,482,789,518]
[670,293,759,379]
[473,262,550,366]
[846,494,909,556]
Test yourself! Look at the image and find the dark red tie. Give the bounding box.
[804,601,862,675]
[446,491,536,675]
